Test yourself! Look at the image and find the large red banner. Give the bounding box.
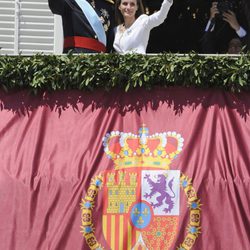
[0,87,249,250]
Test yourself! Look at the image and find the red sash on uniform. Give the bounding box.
[64,36,106,52]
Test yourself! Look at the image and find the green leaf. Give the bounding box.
[0,53,249,93]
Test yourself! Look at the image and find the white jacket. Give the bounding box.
[113,0,172,54]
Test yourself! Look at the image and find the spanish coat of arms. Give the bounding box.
[81,126,201,250]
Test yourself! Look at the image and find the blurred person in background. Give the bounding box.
[201,1,248,54]
[227,37,243,54]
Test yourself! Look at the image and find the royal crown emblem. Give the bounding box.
[103,125,184,169]
[81,126,202,250]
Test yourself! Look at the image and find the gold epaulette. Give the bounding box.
[105,0,114,4]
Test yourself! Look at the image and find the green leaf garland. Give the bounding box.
[0,53,249,93]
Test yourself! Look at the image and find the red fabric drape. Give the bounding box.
[0,87,249,250]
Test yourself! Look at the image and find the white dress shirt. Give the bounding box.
[113,0,172,54]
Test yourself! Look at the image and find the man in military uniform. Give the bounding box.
[48,0,114,53]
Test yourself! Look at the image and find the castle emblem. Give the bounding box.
[81,126,201,250]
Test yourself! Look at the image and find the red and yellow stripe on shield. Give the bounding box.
[102,214,141,250]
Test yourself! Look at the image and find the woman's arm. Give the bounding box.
[145,0,173,30]
[48,0,65,15]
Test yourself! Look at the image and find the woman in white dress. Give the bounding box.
[113,0,173,54]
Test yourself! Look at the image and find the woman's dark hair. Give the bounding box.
[115,0,145,25]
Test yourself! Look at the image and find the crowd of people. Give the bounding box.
[48,0,249,54]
